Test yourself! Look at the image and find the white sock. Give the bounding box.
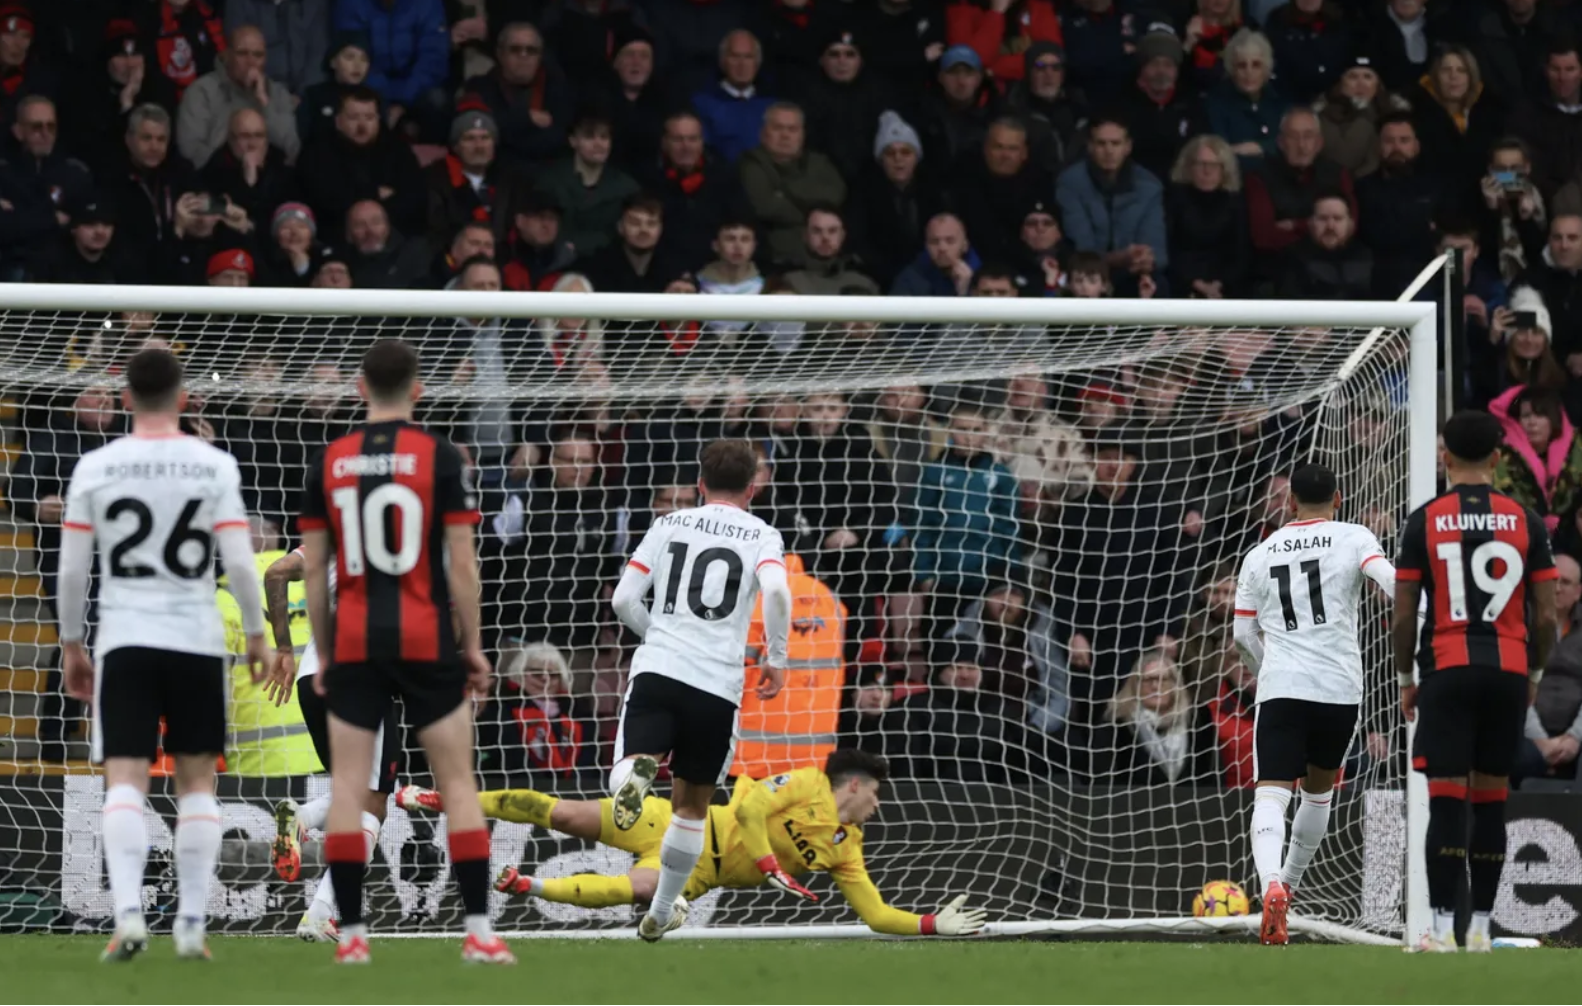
[1281,788,1333,893]
[101,784,149,924]
[1469,911,1491,940]
[174,792,222,926]
[608,757,636,795]
[310,811,381,923]
[465,914,493,940]
[1433,909,1456,942]
[297,794,332,833]
[1251,786,1294,891]
[649,815,705,924]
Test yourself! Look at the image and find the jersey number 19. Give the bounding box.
[1435,540,1523,623]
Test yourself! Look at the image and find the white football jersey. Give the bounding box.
[63,434,250,658]
[290,544,337,681]
[626,502,785,705]
[1234,518,1387,705]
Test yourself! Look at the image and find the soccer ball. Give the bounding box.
[1192,880,1251,917]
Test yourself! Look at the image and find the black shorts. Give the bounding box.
[93,646,225,762]
[1412,666,1529,778]
[298,674,400,794]
[616,672,739,787]
[1254,698,1360,782]
[323,660,466,735]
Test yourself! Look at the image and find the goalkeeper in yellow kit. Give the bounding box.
[396,749,987,938]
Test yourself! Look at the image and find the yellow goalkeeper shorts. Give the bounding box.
[596,795,722,898]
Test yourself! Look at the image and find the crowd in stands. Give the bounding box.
[10,0,1582,791]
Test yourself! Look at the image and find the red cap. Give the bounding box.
[0,4,33,35]
[207,248,254,280]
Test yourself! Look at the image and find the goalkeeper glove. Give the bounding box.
[756,855,818,902]
[920,894,987,937]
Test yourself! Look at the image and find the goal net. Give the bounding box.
[0,287,1433,944]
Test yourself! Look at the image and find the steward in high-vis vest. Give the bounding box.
[219,549,322,776]
[732,553,846,779]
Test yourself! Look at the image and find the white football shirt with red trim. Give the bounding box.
[62,433,251,658]
[626,501,785,705]
[1234,518,1386,705]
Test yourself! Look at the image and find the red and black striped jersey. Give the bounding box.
[300,421,479,666]
[1395,484,1557,676]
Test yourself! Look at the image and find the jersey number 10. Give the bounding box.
[660,541,743,621]
[331,484,425,577]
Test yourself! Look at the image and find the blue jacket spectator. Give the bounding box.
[889,213,980,297]
[1204,29,1290,166]
[912,405,1020,595]
[691,29,774,163]
[1055,118,1169,293]
[334,0,449,110]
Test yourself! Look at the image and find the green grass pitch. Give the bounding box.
[3,935,1577,1004]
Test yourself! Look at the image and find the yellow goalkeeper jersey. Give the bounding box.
[706,766,925,936]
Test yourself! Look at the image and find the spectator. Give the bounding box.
[697,218,764,335]
[601,24,664,174]
[310,248,351,288]
[1474,0,1562,106]
[845,0,945,90]
[1482,284,1565,401]
[296,30,369,145]
[536,112,639,260]
[884,640,1028,784]
[835,664,896,756]
[108,103,198,251]
[499,190,575,292]
[541,0,650,95]
[429,219,495,288]
[225,0,329,96]
[0,5,59,128]
[261,201,319,286]
[1259,0,1350,104]
[955,117,1053,267]
[1357,113,1441,297]
[890,211,980,297]
[1090,647,1215,785]
[1059,0,1146,103]
[1181,0,1250,94]
[946,0,1063,85]
[638,110,745,274]
[1116,26,1207,185]
[849,111,944,291]
[200,107,297,228]
[2,96,88,230]
[1437,216,1509,409]
[424,104,525,251]
[344,198,428,289]
[62,20,179,178]
[645,0,760,99]
[476,642,586,776]
[1208,642,1257,787]
[1013,197,1068,295]
[462,22,573,167]
[1277,191,1373,299]
[1479,138,1547,285]
[296,86,426,241]
[1314,54,1410,179]
[334,0,449,142]
[1408,44,1500,195]
[577,193,684,294]
[1205,28,1289,166]
[692,30,775,164]
[1244,107,1354,267]
[784,206,879,295]
[158,189,256,285]
[1491,385,1582,527]
[175,24,299,169]
[922,46,1003,173]
[761,0,834,97]
[801,27,893,184]
[1003,41,1087,175]
[206,245,253,286]
[738,101,846,266]
[1064,250,1114,297]
[1511,40,1582,204]
[1514,553,1582,789]
[39,195,143,284]
[1055,116,1167,297]
[1167,134,1248,297]
[1515,214,1582,370]
[1365,0,1442,94]
[139,0,226,101]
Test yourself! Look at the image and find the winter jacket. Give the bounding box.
[1210,679,1256,788]
[200,144,300,231]
[1509,94,1582,203]
[945,0,1063,83]
[1260,1,1351,103]
[1277,236,1375,300]
[1515,252,1582,364]
[912,449,1020,588]
[461,66,575,167]
[1491,383,1582,528]
[691,81,775,164]
[296,129,427,240]
[889,246,982,297]
[954,159,1055,266]
[1058,0,1144,103]
[738,147,847,265]
[137,0,225,100]
[424,154,529,251]
[175,70,300,171]
[534,159,640,260]
[1003,80,1089,175]
[1204,78,1291,166]
[225,0,331,94]
[1244,154,1354,255]
[1055,159,1169,269]
[1313,92,1410,179]
[1408,76,1502,196]
[1112,84,1206,184]
[334,0,450,107]
[784,254,881,296]
[1356,163,1444,297]
[1166,183,1248,295]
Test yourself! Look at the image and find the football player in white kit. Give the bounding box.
[609,439,793,941]
[260,544,401,942]
[56,348,269,961]
[1232,463,1396,946]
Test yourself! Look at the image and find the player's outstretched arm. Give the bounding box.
[832,862,987,936]
[610,562,653,639]
[1361,554,1397,599]
[735,774,818,901]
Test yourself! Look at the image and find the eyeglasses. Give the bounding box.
[504,44,542,56]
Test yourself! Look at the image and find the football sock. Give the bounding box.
[101,784,149,924]
[313,812,381,923]
[326,831,368,933]
[449,828,493,938]
[530,874,636,908]
[479,789,557,828]
[1468,911,1492,942]
[174,792,223,927]
[1250,786,1293,890]
[1281,787,1333,892]
[296,794,332,832]
[650,815,705,925]
[1469,787,1509,914]
[1426,784,1469,920]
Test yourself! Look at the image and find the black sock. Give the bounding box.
[325,831,367,929]
[1469,790,1509,914]
[1426,791,1468,914]
[449,828,491,918]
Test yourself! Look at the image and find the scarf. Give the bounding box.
[1133,706,1191,783]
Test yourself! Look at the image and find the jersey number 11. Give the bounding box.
[1271,560,1328,631]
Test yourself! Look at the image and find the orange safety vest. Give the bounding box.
[731,554,846,780]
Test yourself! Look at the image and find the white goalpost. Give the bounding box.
[0,284,1436,946]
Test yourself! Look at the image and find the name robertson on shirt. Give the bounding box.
[657,512,763,541]
[333,453,417,479]
[103,461,219,481]
[1433,513,1518,534]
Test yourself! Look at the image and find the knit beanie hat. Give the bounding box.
[873,110,922,162]
[451,104,500,147]
[271,202,316,240]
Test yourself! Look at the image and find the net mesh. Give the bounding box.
[0,300,1414,938]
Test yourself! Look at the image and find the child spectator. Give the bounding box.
[697,219,764,336]
[297,31,369,145]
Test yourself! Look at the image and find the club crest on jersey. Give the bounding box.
[832,827,847,845]
[766,774,791,791]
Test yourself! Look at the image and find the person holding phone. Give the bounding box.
[1478,138,1546,284]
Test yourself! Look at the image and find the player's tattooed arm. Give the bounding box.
[1531,575,1558,675]
[263,550,304,651]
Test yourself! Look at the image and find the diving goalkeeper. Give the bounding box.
[396,749,986,938]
